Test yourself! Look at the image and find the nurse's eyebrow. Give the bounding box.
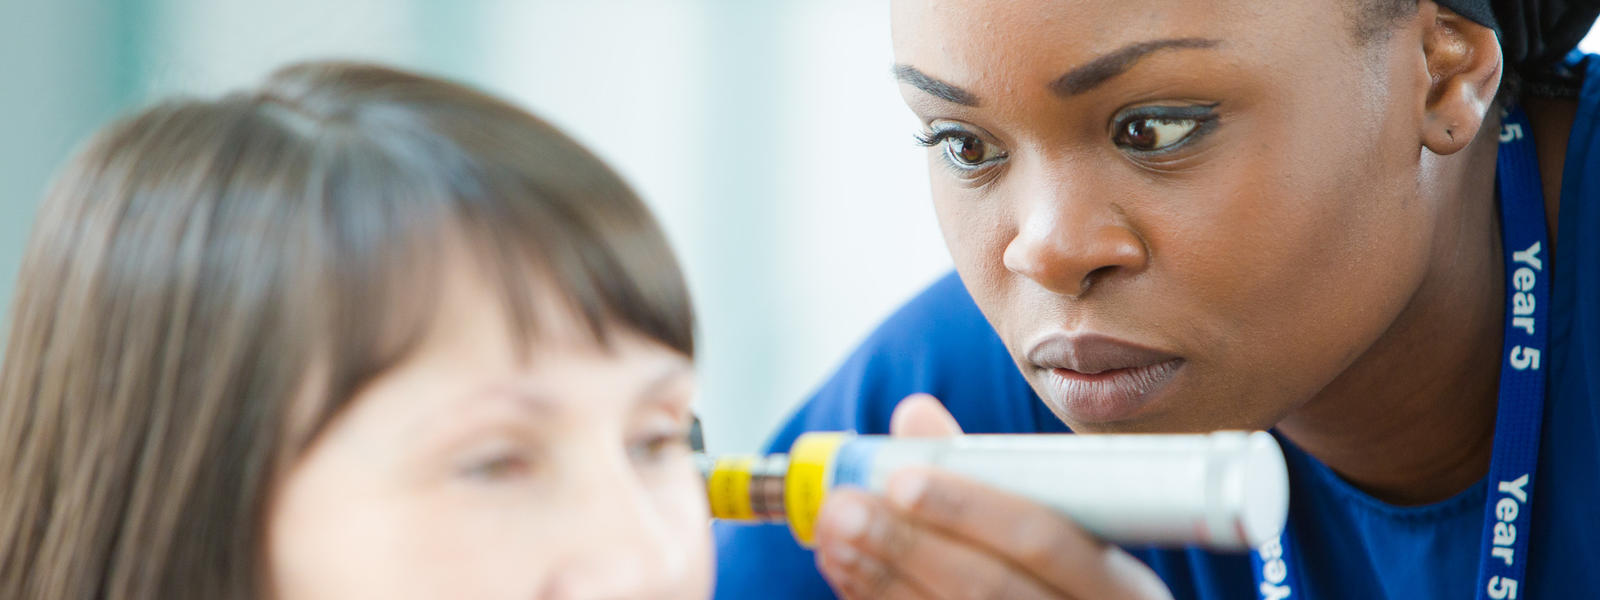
[893,37,1220,107]
[892,64,980,106]
[1050,37,1221,97]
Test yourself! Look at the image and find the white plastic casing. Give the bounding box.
[838,431,1289,550]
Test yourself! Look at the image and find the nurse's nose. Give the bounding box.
[1001,175,1147,297]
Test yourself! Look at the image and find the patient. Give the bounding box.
[0,61,712,599]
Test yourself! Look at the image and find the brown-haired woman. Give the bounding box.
[0,61,713,600]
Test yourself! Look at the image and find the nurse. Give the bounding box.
[716,0,1600,598]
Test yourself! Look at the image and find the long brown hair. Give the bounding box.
[0,61,694,599]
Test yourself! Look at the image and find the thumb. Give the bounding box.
[889,394,964,438]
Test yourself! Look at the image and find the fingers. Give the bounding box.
[815,489,1063,600]
[835,394,1171,599]
[889,394,964,438]
[883,468,1174,600]
[818,540,941,600]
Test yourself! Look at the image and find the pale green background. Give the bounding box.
[0,0,953,453]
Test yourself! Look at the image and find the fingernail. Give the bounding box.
[822,495,870,540]
[887,470,927,509]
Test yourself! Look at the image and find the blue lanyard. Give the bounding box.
[1251,106,1552,600]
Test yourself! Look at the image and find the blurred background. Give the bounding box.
[3,2,1598,453]
[1,0,949,454]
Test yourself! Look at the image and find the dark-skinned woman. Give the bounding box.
[717,1,1600,598]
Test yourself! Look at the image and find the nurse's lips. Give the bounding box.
[1026,333,1184,423]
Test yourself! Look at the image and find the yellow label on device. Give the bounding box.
[707,456,756,520]
[785,432,849,546]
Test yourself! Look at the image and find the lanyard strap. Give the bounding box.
[1473,105,1551,600]
[1252,106,1553,600]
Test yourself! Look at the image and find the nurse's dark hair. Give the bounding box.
[0,61,694,599]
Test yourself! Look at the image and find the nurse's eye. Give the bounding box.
[1117,118,1197,151]
[1111,104,1219,155]
[915,124,1007,173]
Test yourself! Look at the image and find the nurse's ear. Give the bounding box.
[1415,0,1504,155]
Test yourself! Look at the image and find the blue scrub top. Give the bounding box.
[713,53,1600,599]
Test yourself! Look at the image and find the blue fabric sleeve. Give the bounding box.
[1551,52,1600,451]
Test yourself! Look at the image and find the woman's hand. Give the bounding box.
[812,395,1175,600]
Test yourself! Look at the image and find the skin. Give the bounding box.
[814,0,1576,597]
[266,255,713,600]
